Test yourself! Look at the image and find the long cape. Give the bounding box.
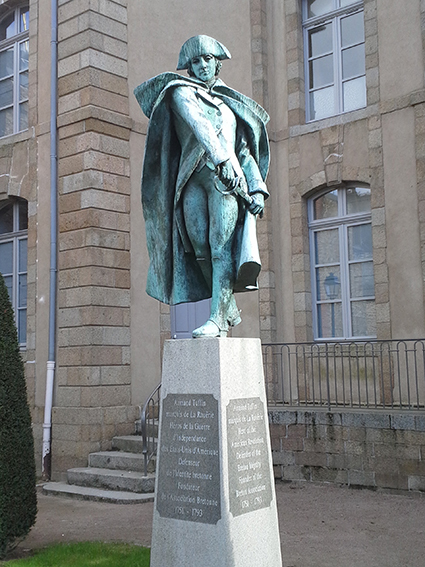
[134,73,270,305]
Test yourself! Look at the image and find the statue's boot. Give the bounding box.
[192,256,238,338]
[227,295,241,327]
[192,318,226,338]
[192,300,240,338]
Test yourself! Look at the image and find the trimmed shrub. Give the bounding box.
[0,273,37,558]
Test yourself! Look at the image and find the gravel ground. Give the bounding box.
[8,482,425,566]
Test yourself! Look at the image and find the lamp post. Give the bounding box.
[324,272,340,337]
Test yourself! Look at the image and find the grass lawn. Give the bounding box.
[1,542,150,566]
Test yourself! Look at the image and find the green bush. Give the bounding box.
[0,273,37,559]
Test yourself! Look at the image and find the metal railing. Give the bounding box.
[262,340,425,411]
[139,383,161,476]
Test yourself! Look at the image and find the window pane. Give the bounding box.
[351,300,376,337]
[18,308,26,343]
[0,203,13,233]
[0,106,13,137]
[20,7,29,33]
[310,54,333,89]
[0,240,13,273]
[346,187,371,214]
[19,238,27,272]
[350,261,374,298]
[315,228,340,264]
[19,41,29,71]
[343,75,366,112]
[0,48,14,79]
[340,0,358,6]
[341,11,364,48]
[307,0,334,18]
[0,77,14,108]
[313,190,338,219]
[317,302,343,338]
[348,224,372,260]
[19,71,28,101]
[308,24,333,57]
[0,13,15,41]
[19,101,28,131]
[316,267,341,301]
[3,274,12,299]
[342,44,365,80]
[18,273,26,307]
[19,200,28,230]
[310,85,335,120]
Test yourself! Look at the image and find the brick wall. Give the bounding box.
[269,409,425,492]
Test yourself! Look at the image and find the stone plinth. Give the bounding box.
[150,338,282,567]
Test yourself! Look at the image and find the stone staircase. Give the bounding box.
[43,434,156,504]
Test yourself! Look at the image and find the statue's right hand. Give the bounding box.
[217,160,236,189]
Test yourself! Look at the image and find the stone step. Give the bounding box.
[67,467,156,494]
[89,450,156,473]
[112,435,144,453]
[43,482,154,504]
[135,419,159,437]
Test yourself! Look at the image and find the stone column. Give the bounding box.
[52,0,136,474]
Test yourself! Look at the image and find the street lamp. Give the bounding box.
[324,272,340,337]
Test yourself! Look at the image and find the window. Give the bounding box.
[0,198,28,345]
[308,186,375,340]
[0,5,29,137]
[303,0,366,121]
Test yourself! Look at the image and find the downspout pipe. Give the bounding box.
[42,0,58,480]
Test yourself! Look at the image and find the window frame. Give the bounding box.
[0,198,28,346]
[0,4,29,138]
[308,185,376,341]
[302,0,366,122]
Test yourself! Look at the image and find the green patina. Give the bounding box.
[134,36,270,338]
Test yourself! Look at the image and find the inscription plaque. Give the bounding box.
[227,397,272,517]
[156,394,221,524]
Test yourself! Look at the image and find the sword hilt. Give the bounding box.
[214,175,253,205]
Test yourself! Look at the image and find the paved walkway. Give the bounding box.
[10,482,425,566]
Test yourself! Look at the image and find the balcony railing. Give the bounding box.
[262,340,425,411]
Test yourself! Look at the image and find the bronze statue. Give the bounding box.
[134,35,270,338]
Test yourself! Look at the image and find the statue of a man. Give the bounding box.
[134,35,270,338]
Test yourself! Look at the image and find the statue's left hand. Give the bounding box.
[248,193,265,216]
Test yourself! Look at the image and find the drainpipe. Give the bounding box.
[42,0,58,480]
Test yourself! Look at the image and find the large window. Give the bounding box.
[303,0,366,121]
[0,5,29,137]
[0,198,28,345]
[308,186,375,340]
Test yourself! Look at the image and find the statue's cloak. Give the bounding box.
[134,73,270,305]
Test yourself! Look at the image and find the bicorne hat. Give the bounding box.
[177,35,231,70]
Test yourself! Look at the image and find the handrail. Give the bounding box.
[139,383,161,476]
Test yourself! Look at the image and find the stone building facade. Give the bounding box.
[0,0,424,478]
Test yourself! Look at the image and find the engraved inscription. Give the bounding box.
[227,397,272,517]
[156,394,221,524]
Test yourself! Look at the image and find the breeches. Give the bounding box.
[182,167,238,262]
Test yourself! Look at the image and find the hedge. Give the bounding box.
[0,273,37,558]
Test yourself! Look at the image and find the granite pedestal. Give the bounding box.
[150,338,282,567]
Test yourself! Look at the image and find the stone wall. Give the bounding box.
[269,409,425,492]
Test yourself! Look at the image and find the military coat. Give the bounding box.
[134,73,270,305]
